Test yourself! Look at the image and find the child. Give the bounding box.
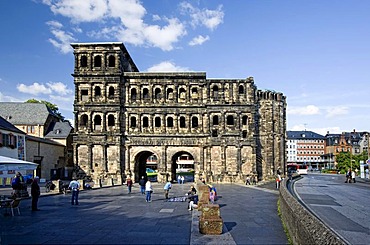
[209,189,215,204]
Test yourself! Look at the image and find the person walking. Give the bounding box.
[145,180,153,202]
[31,177,41,211]
[177,175,181,184]
[138,176,146,195]
[164,181,172,199]
[345,169,352,183]
[181,176,185,184]
[351,170,356,183]
[11,172,24,198]
[276,174,282,189]
[68,178,81,205]
[245,175,251,185]
[126,177,133,194]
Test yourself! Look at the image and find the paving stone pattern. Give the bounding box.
[1,182,287,245]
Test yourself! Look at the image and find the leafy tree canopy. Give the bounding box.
[25,99,65,121]
[336,151,367,173]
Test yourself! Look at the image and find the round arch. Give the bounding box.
[133,150,159,182]
[170,151,195,183]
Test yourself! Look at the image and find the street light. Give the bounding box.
[351,159,355,171]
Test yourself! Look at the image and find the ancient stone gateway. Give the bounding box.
[71,42,286,185]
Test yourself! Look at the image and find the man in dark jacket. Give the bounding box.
[138,176,146,195]
[31,177,41,211]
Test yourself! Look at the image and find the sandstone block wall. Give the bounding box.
[279,178,345,245]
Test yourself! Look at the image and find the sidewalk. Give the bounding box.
[1,181,287,245]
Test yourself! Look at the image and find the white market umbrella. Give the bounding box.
[0,156,38,171]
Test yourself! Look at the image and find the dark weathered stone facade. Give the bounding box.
[71,42,286,185]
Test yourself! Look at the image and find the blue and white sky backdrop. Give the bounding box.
[1,0,370,135]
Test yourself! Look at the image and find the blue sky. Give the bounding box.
[1,0,370,135]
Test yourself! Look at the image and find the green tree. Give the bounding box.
[336,152,361,174]
[25,99,65,121]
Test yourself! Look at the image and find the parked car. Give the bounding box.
[146,168,158,177]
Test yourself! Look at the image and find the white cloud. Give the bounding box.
[17,82,52,95]
[47,82,73,95]
[47,0,109,23]
[0,92,22,102]
[325,106,349,118]
[146,61,191,72]
[46,21,76,54]
[43,0,188,51]
[189,35,209,46]
[143,18,187,51]
[17,82,73,96]
[42,0,227,52]
[152,15,161,21]
[180,2,224,30]
[287,105,320,115]
[46,20,63,29]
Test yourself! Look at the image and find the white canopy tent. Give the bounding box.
[0,156,38,171]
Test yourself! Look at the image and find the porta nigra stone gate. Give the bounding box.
[71,42,286,185]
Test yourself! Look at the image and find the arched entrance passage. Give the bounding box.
[133,151,157,182]
[171,151,195,183]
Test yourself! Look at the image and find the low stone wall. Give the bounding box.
[279,178,345,245]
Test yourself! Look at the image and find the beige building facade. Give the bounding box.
[72,42,286,185]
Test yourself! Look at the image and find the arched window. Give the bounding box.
[212,129,218,137]
[167,88,174,99]
[180,116,186,128]
[155,88,161,100]
[191,87,198,99]
[80,114,88,126]
[108,87,115,98]
[131,88,137,101]
[143,117,149,128]
[94,115,102,130]
[155,117,161,127]
[130,117,137,128]
[238,85,245,94]
[94,86,101,97]
[242,116,248,126]
[81,89,88,101]
[213,115,219,126]
[226,115,234,126]
[179,88,186,99]
[107,115,115,127]
[108,55,115,67]
[94,55,102,67]
[242,131,248,138]
[143,88,149,100]
[80,55,87,67]
[213,86,219,99]
[191,117,198,128]
[167,117,174,127]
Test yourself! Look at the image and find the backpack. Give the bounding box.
[11,177,20,189]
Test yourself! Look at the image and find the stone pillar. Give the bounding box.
[197,185,210,210]
[199,204,223,235]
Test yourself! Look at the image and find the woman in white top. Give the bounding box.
[351,171,356,183]
[145,180,153,202]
